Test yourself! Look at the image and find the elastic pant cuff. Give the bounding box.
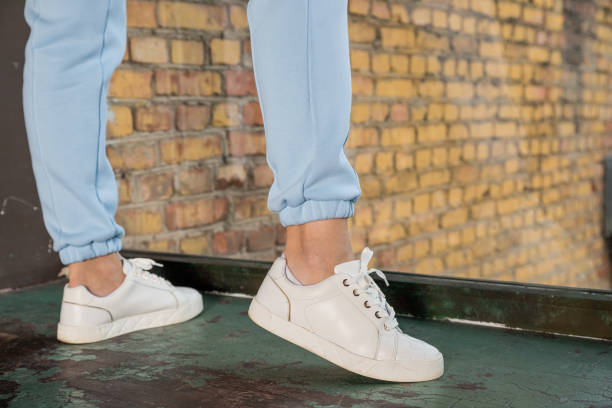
[58,237,123,265]
[279,199,355,227]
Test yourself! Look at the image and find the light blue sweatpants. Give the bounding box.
[23,0,361,265]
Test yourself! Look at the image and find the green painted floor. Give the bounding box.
[0,282,611,408]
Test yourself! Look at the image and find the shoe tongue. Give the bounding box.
[333,259,361,276]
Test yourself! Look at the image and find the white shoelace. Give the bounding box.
[350,247,399,331]
[122,257,172,287]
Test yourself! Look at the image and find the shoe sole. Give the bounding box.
[248,297,444,382]
[57,296,203,344]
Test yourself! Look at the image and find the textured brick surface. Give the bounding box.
[109,0,612,289]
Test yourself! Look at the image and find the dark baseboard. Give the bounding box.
[121,249,612,341]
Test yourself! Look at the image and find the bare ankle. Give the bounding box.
[68,253,125,297]
[284,218,355,285]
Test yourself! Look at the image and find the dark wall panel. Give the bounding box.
[0,2,61,289]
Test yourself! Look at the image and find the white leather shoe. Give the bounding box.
[248,247,444,382]
[57,257,203,344]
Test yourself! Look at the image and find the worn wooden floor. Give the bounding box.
[1,282,611,408]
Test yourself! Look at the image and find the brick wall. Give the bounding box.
[109,0,612,289]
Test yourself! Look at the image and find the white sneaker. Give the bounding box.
[57,257,203,344]
[248,247,444,382]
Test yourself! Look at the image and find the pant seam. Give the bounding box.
[29,0,65,248]
[94,0,119,234]
[302,0,316,203]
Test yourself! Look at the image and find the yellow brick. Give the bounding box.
[107,106,133,138]
[395,152,413,170]
[523,7,544,25]
[412,7,431,26]
[369,224,405,245]
[116,208,162,235]
[418,80,444,98]
[385,172,418,193]
[180,236,210,255]
[210,38,241,65]
[527,46,550,63]
[417,124,447,142]
[381,127,415,146]
[387,55,407,74]
[372,53,390,73]
[229,4,248,29]
[349,22,376,42]
[355,153,374,174]
[377,79,415,97]
[498,1,521,19]
[127,1,157,28]
[160,136,222,163]
[130,37,168,64]
[351,49,370,71]
[380,27,415,48]
[396,243,413,263]
[212,103,240,127]
[546,12,563,31]
[420,169,450,187]
[351,104,370,123]
[477,142,489,160]
[349,0,371,15]
[472,0,496,16]
[354,206,373,227]
[442,208,468,228]
[375,151,394,174]
[432,10,447,28]
[411,56,427,77]
[432,147,447,167]
[447,82,474,99]
[416,149,431,169]
[480,41,503,58]
[449,13,462,31]
[159,2,226,30]
[171,40,204,65]
[390,4,409,23]
[395,199,412,218]
[414,193,430,214]
[449,124,468,140]
[109,70,153,99]
[427,56,441,73]
[414,257,444,275]
[414,239,430,258]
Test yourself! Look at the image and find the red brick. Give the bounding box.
[247,225,276,252]
[252,164,273,187]
[243,102,263,126]
[213,230,243,255]
[228,131,266,156]
[155,69,222,96]
[233,195,270,220]
[135,106,173,131]
[130,37,168,64]
[106,143,156,170]
[165,197,229,230]
[176,105,210,131]
[276,224,286,245]
[216,164,247,189]
[110,70,153,99]
[127,0,157,28]
[177,167,212,196]
[137,172,174,202]
[225,70,257,96]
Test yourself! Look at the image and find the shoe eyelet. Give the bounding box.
[384,323,391,331]
[364,300,371,308]
[353,289,360,296]
[375,311,382,319]
[342,279,350,287]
